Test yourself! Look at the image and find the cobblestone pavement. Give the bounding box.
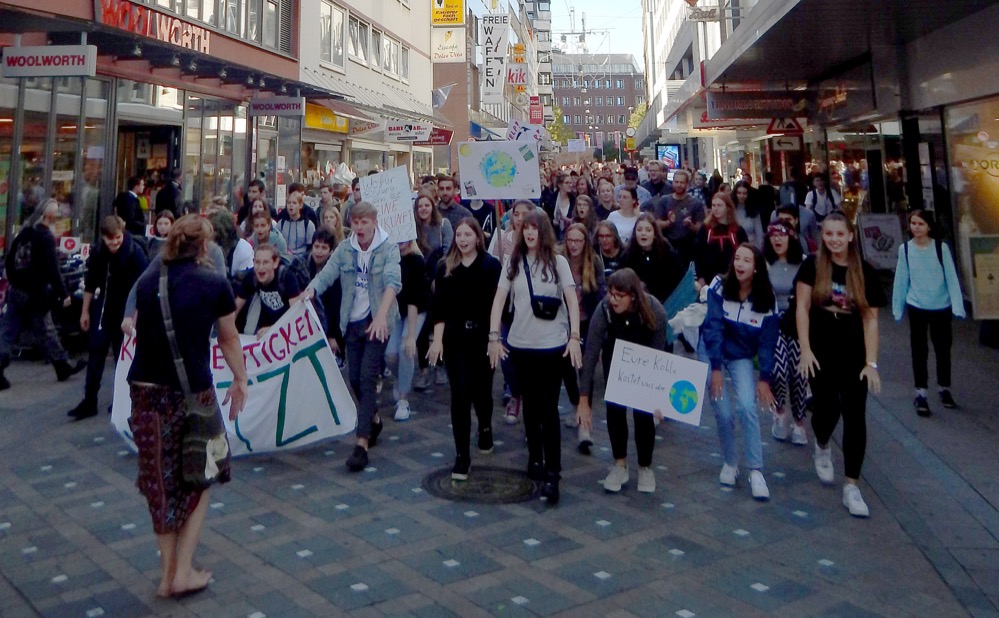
[0,314,996,617]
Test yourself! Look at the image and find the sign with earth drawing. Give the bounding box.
[604,340,708,427]
[455,140,541,200]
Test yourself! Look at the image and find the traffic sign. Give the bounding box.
[767,117,804,134]
[772,135,802,151]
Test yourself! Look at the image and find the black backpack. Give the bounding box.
[276,254,311,299]
[903,238,945,275]
[7,226,36,290]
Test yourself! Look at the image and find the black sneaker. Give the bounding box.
[451,455,470,481]
[54,360,86,382]
[369,418,384,447]
[478,427,494,454]
[527,460,545,481]
[67,398,98,421]
[540,475,560,506]
[914,395,931,417]
[0,372,9,391]
[346,445,369,472]
[939,390,957,409]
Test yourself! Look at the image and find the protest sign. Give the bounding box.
[456,141,541,200]
[604,340,708,427]
[858,214,904,271]
[111,301,357,456]
[359,166,417,243]
[567,139,587,153]
[506,119,545,142]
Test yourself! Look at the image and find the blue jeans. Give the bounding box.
[698,341,763,471]
[384,312,426,400]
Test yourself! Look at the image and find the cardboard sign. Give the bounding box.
[359,166,417,243]
[456,141,541,200]
[604,340,709,427]
[567,139,587,153]
[111,301,358,456]
[858,214,904,271]
[506,119,544,142]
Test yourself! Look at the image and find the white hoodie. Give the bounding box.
[348,225,390,322]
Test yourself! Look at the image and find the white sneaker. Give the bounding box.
[393,400,411,422]
[719,463,739,486]
[749,470,770,500]
[637,467,656,493]
[504,397,521,425]
[603,464,629,492]
[814,445,835,485]
[791,423,808,446]
[843,484,870,517]
[771,413,788,441]
[563,410,578,428]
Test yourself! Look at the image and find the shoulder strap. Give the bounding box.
[935,238,944,266]
[158,262,193,395]
[523,255,538,303]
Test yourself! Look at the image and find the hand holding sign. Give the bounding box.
[358,166,417,244]
[604,340,709,427]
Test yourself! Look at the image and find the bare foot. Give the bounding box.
[171,569,212,598]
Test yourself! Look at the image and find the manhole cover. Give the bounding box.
[422,466,541,504]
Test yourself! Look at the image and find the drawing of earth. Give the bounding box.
[480,151,517,188]
[669,380,698,414]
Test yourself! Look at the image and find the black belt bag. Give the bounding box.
[523,256,562,321]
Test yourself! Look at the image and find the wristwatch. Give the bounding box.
[866,361,878,370]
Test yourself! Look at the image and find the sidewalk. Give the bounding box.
[0,311,995,617]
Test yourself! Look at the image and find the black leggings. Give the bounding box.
[606,402,656,467]
[908,305,952,390]
[444,330,494,458]
[807,310,868,480]
[510,346,564,475]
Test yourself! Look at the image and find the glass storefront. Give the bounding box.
[350,145,385,176]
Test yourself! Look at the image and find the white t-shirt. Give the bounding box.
[498,254,575,350]
[230,238,254,277]
[607,210,639,244]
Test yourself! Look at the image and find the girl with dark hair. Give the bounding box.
[572,195,599,238]
[544,172,577,240]
[150,210,175,255]
[732,180,764,250]
[623,213,685,304]
[577,268,668,494]
[595,221,626,278]
[797,212,886,517]
[575,176,594,202]
[488,211,583,506]
[892,209,965,417]
[413,191,452,389]
[607,186,640,244]
[694,192,749,286]
[764,223,808,445]
[700,244,779,501]
[429,218,501,480]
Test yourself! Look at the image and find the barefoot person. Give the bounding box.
[127,215,248,598]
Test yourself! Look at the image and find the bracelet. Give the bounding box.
[488,333,501,342]
[569,334,581,342]
[866,361,878,370]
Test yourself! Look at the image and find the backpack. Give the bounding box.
[7,226,36,289]
[903,238,945,280]
[276,254,311,299]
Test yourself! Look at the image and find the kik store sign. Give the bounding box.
[95,0,212,54]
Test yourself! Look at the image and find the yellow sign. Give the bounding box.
[512,42,525,63]
[305,103,348,134]
[626,137,636,151]
[432,0,465,26]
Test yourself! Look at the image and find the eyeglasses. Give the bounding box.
[608,290,630,301]
[597,233,615,239]
[566,237,586,244]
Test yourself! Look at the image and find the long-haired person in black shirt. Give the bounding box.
[623,213,685,304]
[428,218,501,481]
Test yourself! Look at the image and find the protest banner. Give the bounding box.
[456,141,541,200]
[359,165,417,243]
[603,340,708,427]
[567,138,587,153]
[858,214,904,271]
[111,301,358,456]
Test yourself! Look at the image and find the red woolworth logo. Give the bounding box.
[96,0,212,54]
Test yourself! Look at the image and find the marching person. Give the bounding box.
[413,192,452,390]
[623,213,685,305]
[234,245,303,336]
[694,192,749,287]
[797,212,885,517]
[577,268,668,493]
[595,221,626,279]
[701,244,780,501]
[488,211,583,506]
[606,186,640,245]
[384,238,430,421]
[428,218,502,480]
[305,202,401,473]
[892,210,965,417]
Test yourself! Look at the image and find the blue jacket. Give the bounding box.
[701,276,780,383]
[307,227,402,334]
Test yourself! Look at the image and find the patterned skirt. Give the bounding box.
[128,383,231,534]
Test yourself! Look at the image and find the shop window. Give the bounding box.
[348,17,369,64]
[320,1,346,68]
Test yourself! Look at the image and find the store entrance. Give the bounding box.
[114,123,181,195]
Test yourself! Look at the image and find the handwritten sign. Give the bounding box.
[567,139,587,153]
[358,165,417,243]
[604,340,708,427]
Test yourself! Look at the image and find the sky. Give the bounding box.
[546,0,646,69]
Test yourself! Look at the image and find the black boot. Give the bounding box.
[67,397,98,421]
[54,360,86,382]
[541,473,560,506]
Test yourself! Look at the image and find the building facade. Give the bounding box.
[551,52,644,156]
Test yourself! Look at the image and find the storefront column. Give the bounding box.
[5,63,25,239]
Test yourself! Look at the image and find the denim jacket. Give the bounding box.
[307,229,402,334]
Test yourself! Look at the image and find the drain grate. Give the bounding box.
[422,466,541,504]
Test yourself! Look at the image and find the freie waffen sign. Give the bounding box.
[249,96,306,117]
[2,45,97,78]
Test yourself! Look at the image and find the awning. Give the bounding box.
[314,98,376,123]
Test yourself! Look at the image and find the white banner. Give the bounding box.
[506,119,545,142]
[359,166,418,243]
[2,45,97,78]
[480,13,510,105]
[111,301,358,456]
[249,96,306,117]
[431,28,466,63]
[604,340,708,427]
[457,141,541,200]
[858,214,904,271]
[567,139,587,153]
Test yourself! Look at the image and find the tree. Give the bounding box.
[602,140,620,162]
[547,105,574,146]
[627,102,647,130]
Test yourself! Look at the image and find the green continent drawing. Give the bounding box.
[669,380,698,414]
[480,151,517,188]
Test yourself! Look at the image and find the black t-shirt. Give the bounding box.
[397,252,431,313]
[236,266,302,331]
[795,255,886,313]
[128,259,236,392]
[601,251,625,278]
